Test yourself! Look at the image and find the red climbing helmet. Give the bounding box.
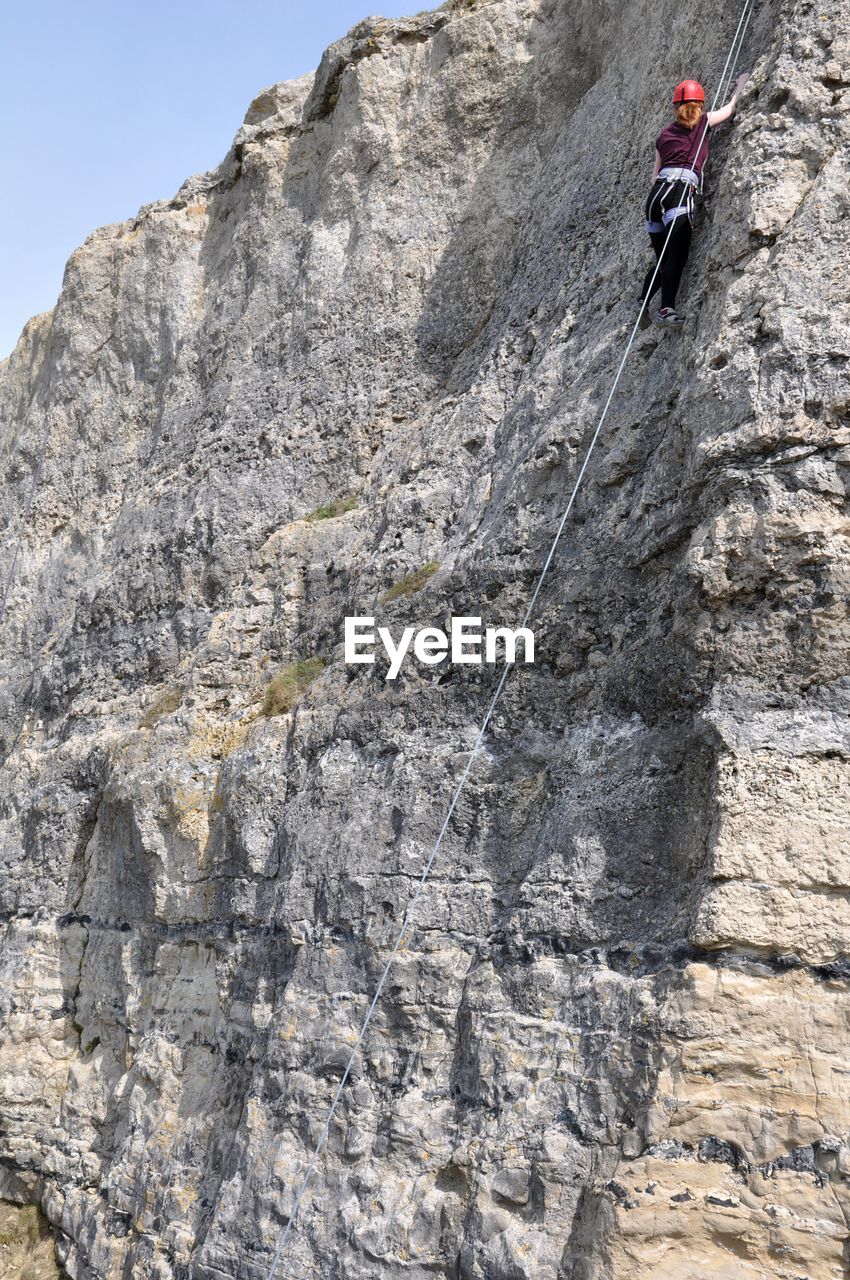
[673,79,706,104]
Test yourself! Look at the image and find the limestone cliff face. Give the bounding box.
[1,0,849,1276]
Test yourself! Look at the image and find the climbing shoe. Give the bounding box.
[636,299,652,330]
[655,307,685,328]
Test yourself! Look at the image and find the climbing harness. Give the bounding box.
[645,164,700,232]
[645,175,697,232]
[263,1,758,1277]
[657,165,701,187]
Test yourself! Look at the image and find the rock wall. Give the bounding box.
[1,0,849,1276]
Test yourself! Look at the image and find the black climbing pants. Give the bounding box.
[642,176,695,311]
[642,218,693,311]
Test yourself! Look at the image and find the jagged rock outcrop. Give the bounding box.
[1,0,849,1276]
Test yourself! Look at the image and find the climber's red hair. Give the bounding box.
[675,101,704,128]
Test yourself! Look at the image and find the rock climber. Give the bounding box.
[639,73,750,328]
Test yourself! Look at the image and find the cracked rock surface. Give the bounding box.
[1,0,849,1276]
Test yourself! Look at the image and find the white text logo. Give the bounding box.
[344,616,535,681]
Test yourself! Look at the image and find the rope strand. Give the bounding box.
[263,2,756,1276]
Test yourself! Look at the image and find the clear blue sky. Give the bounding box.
[1,1,417,357]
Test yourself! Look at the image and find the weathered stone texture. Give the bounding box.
[1,0,849,1276]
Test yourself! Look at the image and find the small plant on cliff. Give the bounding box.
[139,687,182,729]
[380,561,440,605]
[306,496,358,522]
[0,1204,41,1246]
[261,658,326,717]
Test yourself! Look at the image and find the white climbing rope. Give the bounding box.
[0,1,754,1268]
[718,0,756,105]
[263,1,757,1275]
